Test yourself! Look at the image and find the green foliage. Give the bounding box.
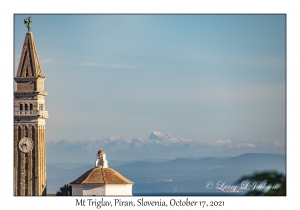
[56,184,72,196]
[235,171,286,196]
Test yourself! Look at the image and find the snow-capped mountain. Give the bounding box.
[46,131,285,163]
[148,130,192,143]
[148,130,165,140]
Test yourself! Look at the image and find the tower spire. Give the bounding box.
[16,31,43,78]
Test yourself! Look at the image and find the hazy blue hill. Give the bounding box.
[47,165,93,193]
[109,160,152,166]
[46,153,285,194]
[114,153,286,194]
[47,162,92,169]
[116,161,163,169]
[164,158,198,165]
[223,153,286,170]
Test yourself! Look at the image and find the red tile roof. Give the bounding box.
[70,167,134,184]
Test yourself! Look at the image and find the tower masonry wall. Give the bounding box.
[14,30,48,196]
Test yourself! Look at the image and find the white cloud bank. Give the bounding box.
[78,62,138,69]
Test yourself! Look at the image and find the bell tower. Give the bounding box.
[14,17,48,196]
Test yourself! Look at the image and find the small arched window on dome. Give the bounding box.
[20,104,23,111]
[25,104,28,111]
[30,104,33,110]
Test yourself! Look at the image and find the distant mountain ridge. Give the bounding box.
[47,131,285,163]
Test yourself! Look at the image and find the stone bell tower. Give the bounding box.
[14,17,48,196]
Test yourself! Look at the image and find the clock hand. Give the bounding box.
[22,143,28,150]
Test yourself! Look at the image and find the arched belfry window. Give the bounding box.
[30,104,33,110]
[25,126,28,137]
[20,104,23,111]
[25,104,28,111]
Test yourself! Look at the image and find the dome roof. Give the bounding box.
[98,149,105,155]
[70,167,134,184]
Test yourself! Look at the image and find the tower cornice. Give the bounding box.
[15,77,46,80]
[14,91,48,96]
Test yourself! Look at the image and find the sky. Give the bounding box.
[14,14,286,148]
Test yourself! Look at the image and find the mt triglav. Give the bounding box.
[47,131,284,163]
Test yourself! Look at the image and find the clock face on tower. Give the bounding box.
[19,137,34,153]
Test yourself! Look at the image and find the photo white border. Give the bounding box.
[2,0,296,209]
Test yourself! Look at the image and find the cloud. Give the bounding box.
[215,139,231,145]
[213,139,285,149]
[193,52,285,71]
[262,141,284,148]
[272,141,282,147]
[231,143,256,148]
[78,62,138,69]
[214,139,256,148]
[39,58,54,64]
[78,62,105,67]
